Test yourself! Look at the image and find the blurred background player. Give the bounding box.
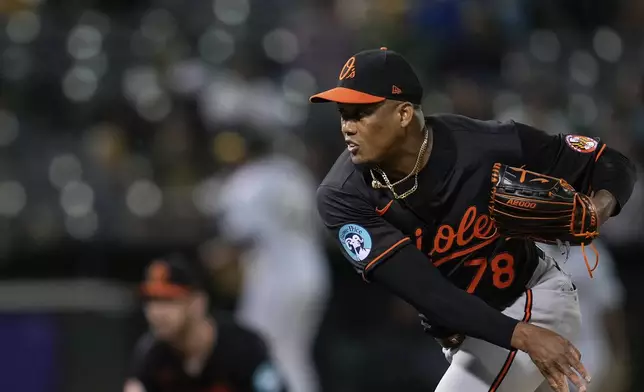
[539,239,628,392]
[124,254,285,392]
[201,131,331,392]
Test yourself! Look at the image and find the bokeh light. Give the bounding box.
[60,181,95,218]
[126,180,163,217]
[593,27,622,63]
[192,176,223,216]
[49,154,83,190]
[65,211,98,240]
[6,10,41,44]
[62,66,99,102]
[529,30,560,63]
[213,0,250,26]
[569,51,599,87]
[212,131,246,164]
[0,181,26,217]
[198,28,235,65]
[263,28,299,64]
[67,25,103,60]
[282,69,318,103]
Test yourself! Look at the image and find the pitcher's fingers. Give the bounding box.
[568,354,591,384]
[567,342,582,361]
[559,365,586,392]
[542,366,567,392]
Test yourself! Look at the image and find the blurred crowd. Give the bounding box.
[1,0,643,391]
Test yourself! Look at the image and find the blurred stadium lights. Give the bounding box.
[77,52,109,78]
[0,110,19,147]
[62,66,99,102]
[126,180,163,218]
[282,68,318,104]
[0,181,27,217]
[200,73,247,124]
[569,51,599,87]
[192,176,223,216]
[67,25,103,60]
[262,28,299,64]
[2,45,32,81]
[78,10,111,35]
[49,154,83,190]
[212,131,246,164]
[593,27,623,63]
[65,211,99,240]
[82,123,125,164]
[213,0,250,26]
[568,93,598,127]
[123,66,161,103]
[5,10,41,44]
[529,30,560,63]
[122,66,172,122]
[136,91,173,122]
[60,181,95,218]
[167,60,208,96]
[246,80,306,128]
[198,28,235,64]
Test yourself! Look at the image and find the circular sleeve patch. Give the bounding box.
[339,224,372,262]
[565,134,598,153]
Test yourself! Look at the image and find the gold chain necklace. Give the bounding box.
[370,128,429,199]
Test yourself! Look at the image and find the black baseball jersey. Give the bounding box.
[318,114,633,310]
[129,318,284,392]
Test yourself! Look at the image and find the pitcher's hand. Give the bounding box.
[512,322,591,392]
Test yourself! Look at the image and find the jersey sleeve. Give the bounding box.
[514,122,636,214]
[316,185,411,278]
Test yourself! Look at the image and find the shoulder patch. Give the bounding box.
[339,224,372,261]
[565,134,598,153]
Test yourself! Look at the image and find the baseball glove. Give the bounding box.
[488,163,599,245]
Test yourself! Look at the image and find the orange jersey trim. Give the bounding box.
[363,237,411,273]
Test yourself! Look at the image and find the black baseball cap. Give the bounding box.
[309,47,423,105]
[140,254,204,299]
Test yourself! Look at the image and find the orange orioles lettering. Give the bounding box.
[414,206,515,293]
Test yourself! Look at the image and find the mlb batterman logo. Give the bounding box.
[565,134,598,153]
[339,224,372,262]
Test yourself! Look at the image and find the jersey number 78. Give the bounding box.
[464,253,515,293]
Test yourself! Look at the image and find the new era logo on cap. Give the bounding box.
[310,47,422,105]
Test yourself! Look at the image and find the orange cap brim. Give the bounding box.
[309,87,386,104]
